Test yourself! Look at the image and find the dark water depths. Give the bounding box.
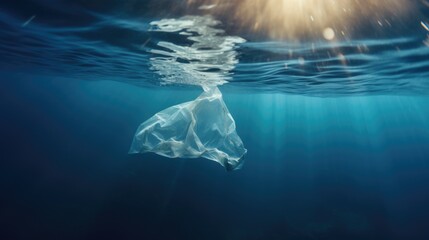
[1,1,429,240]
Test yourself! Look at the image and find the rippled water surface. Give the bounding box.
[2,0,429,95]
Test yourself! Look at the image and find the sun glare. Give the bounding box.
[186,0,413,40]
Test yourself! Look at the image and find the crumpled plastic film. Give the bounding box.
[129,87,247,171]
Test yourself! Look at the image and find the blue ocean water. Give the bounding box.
[1,1,429,239]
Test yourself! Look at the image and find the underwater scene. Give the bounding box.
[2,0,429,239]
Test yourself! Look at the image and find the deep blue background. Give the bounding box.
[2,0,429,239]
[1,75,429,239]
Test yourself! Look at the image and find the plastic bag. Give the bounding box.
[129,87,247,171]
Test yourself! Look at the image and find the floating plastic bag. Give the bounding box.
[129,16,247,170]
[129,87,247,171]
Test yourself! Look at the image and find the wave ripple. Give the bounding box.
[1,2,429,96]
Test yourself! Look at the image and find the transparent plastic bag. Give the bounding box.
[129,87,246,171]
